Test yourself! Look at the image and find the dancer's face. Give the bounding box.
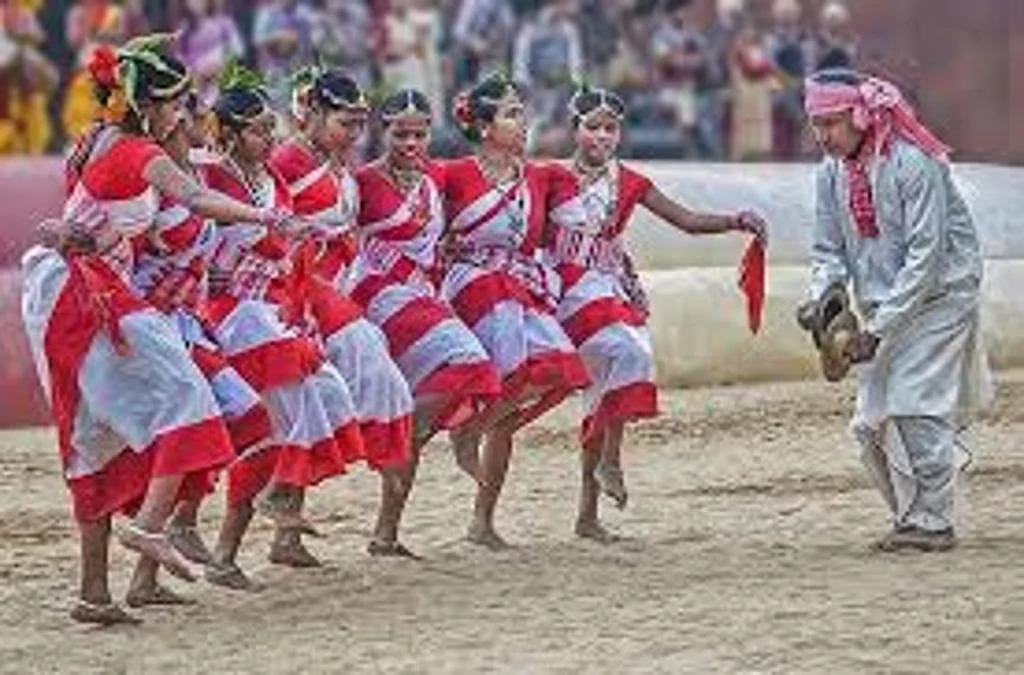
[316,107,367,154]
[575,110,621,166]
[384,116,430,170]
[810,109,862,158]
[142,94,186,143]
[235,110,276,164]
[483,93,526,157]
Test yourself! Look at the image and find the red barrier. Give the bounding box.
[0,158,64,268]
[0,267,50,428]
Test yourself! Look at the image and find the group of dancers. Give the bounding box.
[21,33,767,626]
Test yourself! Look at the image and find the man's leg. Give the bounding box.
[897,415,957,533]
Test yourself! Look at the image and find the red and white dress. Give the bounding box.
[348,163,502,432]
[439,158,590,425]
[20,130,235,522]
[548,162,659,450]
[200,157,361,504]
[132,192,273,453]
[271,141,412,467]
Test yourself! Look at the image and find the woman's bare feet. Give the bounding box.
[70,599,142,626]
[205,561,263,592]
[125,583,196,608]
[268,537,322,568]
[467,521,511,551]
[117,523,197,582]
[574,519,620,544]
[367,538,423,560]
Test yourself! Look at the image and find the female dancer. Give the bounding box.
[21,36,278,624]
[270,69,413,479]
[440,73,591,548]
[199,67,363,573]
[556,86,768,540]
[129,90,274,579]
[349,89,502,557]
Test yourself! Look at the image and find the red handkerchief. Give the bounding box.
[738,238,765,335]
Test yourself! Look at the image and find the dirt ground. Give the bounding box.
[2,372,1024,674]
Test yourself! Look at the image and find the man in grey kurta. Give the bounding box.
[802,69,992,551]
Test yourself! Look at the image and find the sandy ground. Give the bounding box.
[3,372,1024,674]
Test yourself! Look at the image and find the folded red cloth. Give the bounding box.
[738,238,765,335]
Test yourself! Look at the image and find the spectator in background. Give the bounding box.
[380,0,429,93]
[450,0,515,91]
[811,1,856,71]
[121,0,150,37]
[409,0,445,122]
[0,0,56,155]
[62,0,126,145]
[605,4,653,94]
[577,0,621,85]
[651,0,706,157]
[727,12,774,160]
[252,0,315,109]
[310,0,374,87]
[694,0,744,159]
[65,0,124,51]
[766,0,808,159]
[177,0,245,106]
[512,0,581,155]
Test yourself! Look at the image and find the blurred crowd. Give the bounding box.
[0,0,858,159]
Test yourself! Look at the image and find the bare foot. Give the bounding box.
[574,519,620,544]
[125,583,197,608]
[596,461,628,510]
[167,524,214,565]
[466,523,511,551]
[118,524,197,582]
[268,539,322,568]
[205,561,263,592]
[70,599,142,626]
[367,538,423,560]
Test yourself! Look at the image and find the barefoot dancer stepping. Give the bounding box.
[555,86,768,541]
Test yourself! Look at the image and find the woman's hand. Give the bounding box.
[734,210,768,246]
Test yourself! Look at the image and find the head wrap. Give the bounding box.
[804,69,950,161]
[805,70,951,239]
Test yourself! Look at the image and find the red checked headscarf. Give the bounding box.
[804,70,951,238]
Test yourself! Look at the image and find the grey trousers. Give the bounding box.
[855,415,957,532]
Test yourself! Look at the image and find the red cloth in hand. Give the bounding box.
[738,237,765,335]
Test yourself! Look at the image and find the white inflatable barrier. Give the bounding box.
[642,260,1024,388]
[625,162,1024,270]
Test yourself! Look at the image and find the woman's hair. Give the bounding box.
[213,59,269,133]
[379,88,431,126]
[308,69,367,112]
[568,85,626,128]
[87,34,191,131]
[452,72,520,144]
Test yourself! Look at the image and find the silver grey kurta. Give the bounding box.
[808,139,993,530]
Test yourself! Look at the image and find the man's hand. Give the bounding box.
[846,331,880,363]
[795,300,817,331]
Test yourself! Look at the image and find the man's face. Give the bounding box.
[810,109,862,158]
